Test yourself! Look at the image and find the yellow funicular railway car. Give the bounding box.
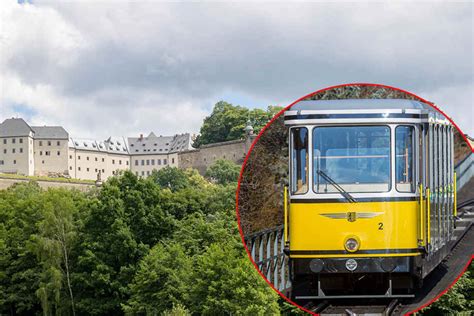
[283,99,455,299]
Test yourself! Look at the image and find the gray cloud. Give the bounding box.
[1,1,473,137]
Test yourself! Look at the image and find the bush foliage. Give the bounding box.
[0,162,280,315]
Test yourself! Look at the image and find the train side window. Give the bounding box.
[396,125,415,192]
[290,127,309,195]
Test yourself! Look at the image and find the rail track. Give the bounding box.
[300,199,474,315]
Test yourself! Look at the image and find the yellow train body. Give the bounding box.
[289,201,422,258]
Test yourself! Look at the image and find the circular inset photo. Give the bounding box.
[236,83,473,315]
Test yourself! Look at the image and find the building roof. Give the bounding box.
[0,118,34,137]
[31,126,69,139]
[69,136,130,154]
[127,132,193,155]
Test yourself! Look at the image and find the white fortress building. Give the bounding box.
[0,118,253,181]
[0,118,193,180]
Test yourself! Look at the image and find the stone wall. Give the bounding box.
[0,177,95,191]
[179,136,255,174]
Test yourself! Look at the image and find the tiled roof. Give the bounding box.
[127,132,192,155]
[0,118,33,137]
[69,136,129,154]
[31,126,68,139]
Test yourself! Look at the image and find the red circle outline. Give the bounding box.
[235,82,474,315]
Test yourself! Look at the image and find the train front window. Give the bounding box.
[313,126,390,193]
[396,125,415,192]
[290,127,308,194]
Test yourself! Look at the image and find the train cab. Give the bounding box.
[283,99,455,299]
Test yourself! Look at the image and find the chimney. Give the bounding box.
[139,134,143,141]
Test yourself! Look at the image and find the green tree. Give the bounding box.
[74,171,174,315]
[123,243,193,315]
[193,101,283,147]
[151,166,190,192]
[0,182,43,314]
[33,189,80,316]
[206,159,241,185]
[189,242,280,315]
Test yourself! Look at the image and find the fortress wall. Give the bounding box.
[179,137,254,174]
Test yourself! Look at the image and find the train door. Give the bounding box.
[420,123,432,249]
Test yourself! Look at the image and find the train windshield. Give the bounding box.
[313,126,391,193]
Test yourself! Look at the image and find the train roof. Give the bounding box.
[284,99,451,126]
[289,99,432,111]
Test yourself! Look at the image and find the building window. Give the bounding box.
[146,160,150,165]
[141,171,145,176]
[13,160,16,164]
[69,155,72,159]
[147,171,150,176]
[119,160,122,165]
[57,151,60,156]
[19,138,23,144]
[126,161,129,166]
[102,169,105,173]
[87,156,89,161]
[70,166,72,170]
[12,138,16,144]
[78,156,81,160]
[42,160,44,164]
[48,141,51,146]
[164,159,167,165]
[3,149,5,154]
[40,151,43,156]
[135,160,138,166]
[95,157,98,161]
[158,159,161,165]
[172,158,175,164]
[20,148,23,153]
[95,168,98,172]
[45,151,50,156]
[112,160,115,164]
[102,158,105,162]
[141,160,144,166]
[57,141,60,146]
[12,148,15,154]
[151,159,155,165]
[39,141,43,146]
[87,168,89,172]
[2,139,6,144]
[0,160,4,165]
[78,167,81,171]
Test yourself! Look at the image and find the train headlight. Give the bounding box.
[344,237,360,252]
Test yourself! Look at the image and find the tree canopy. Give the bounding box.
[0,167,280,315]
[193,101,282,147]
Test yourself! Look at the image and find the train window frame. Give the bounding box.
[312,125,392,194]
[289,126,309,195]
[395,125,416,193]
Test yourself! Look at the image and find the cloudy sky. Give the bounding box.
[1,1,473,138]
